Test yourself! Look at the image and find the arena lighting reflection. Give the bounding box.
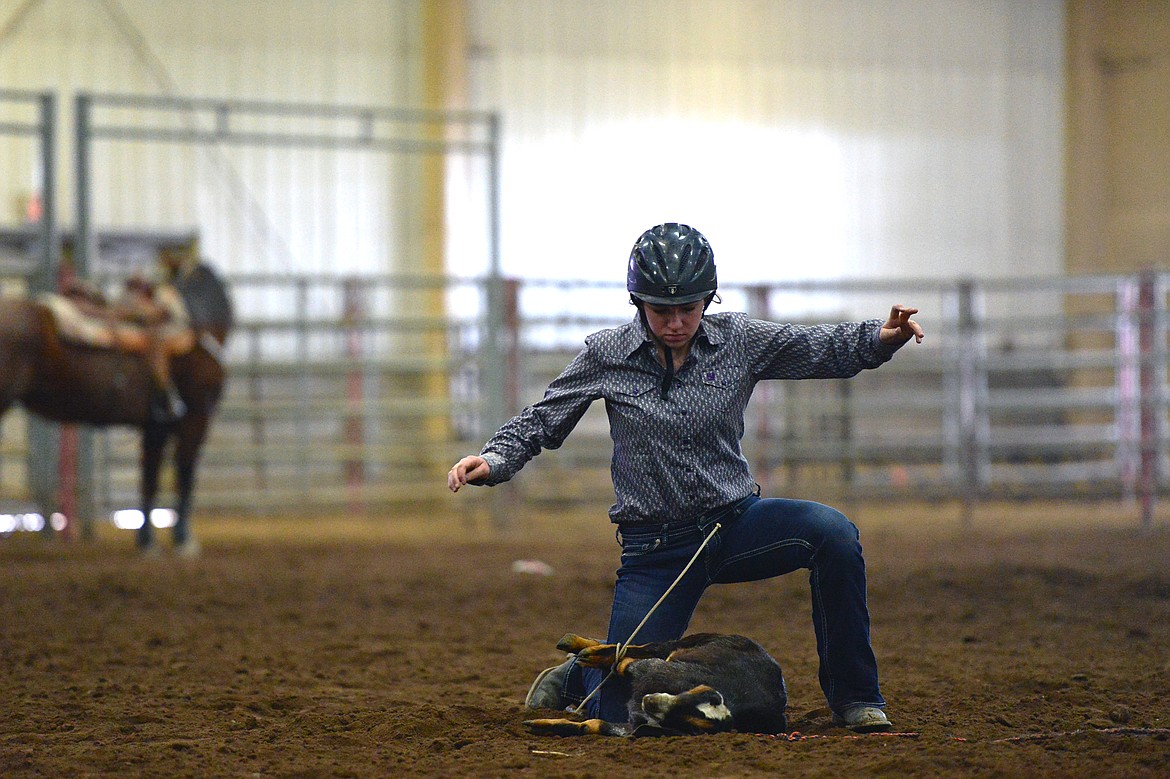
[110,508,177,530]
[500,122,848,292]
[0,512,67,534]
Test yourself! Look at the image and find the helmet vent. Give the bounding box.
[627,223,717,305]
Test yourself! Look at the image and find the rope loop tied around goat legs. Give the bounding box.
[573,521,723,716]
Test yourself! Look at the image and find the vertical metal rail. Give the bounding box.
[35,92,59,292]
[248,324,268,495]
[31,92,62,536]
[7,91,62,536]
[296,279,311,504]
[70,93,98,537]
[502,278,521,414]
[1137,270,1159,531]
[343,278,366,513]
[73,94,91,281]
[745,285,774,488]
[955,280,985,526]
[1153,274,1169,521]
[1117,278,1141,498]
[482,114,510,529]
[483,113,506,436]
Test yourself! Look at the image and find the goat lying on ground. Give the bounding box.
[523,632,788,737]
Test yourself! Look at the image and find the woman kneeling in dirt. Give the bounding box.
[448,223,925,733]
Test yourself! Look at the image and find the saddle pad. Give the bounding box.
[38,293,119,349]
[38,293,194,355]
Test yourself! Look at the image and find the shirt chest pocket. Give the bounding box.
[698,365,742,410]
[612,382,655,408]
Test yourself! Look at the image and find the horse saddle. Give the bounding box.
[38,293,196,357]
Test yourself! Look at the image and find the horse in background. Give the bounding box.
[0,264,233,555]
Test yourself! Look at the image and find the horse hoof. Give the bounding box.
[175,538,201,559]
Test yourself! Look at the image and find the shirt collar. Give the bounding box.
[620,312,724,358]
[696,315,725,347]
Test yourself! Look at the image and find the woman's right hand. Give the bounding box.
[448,455,491,493]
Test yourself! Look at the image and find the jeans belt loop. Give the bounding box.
[701,492,754,530]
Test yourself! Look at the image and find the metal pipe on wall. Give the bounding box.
[418,0,462,451]
[23,91,63,537]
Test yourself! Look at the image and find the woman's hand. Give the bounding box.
[448,455,491,493]
[879,305,925,345]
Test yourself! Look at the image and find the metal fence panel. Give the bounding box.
[7,269,1170,529]
[2,93,1167,532]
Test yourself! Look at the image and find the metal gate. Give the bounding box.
[488,274,1170,530]
[128,270,1167,529]
[5,91,505,531]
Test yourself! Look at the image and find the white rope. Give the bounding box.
[572,521,722,715]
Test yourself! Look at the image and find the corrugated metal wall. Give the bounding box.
[468,0,1066,295]
[0,0,422,276]
[1,0,1065,287]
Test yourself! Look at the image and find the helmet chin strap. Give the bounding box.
[659,344,675,400]
[637,304,678,399]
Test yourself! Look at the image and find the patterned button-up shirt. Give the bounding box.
[479,311,902,525]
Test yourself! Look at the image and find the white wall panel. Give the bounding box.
[467,0,1066,301]
[0,0,424,277]
[1,0,1066,291]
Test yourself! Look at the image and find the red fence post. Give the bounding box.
[1138,270,1157,531]
[55,262,76,540]
[343,278,365,514]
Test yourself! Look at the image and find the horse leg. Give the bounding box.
[138,419,170,552]
[172,412,212,556]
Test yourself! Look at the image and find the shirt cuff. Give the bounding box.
[870,325,902,360]
[477,451,507,486]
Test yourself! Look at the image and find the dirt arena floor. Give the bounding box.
[1,500,1168,778]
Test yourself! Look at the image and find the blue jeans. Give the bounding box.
[558,494,885,723]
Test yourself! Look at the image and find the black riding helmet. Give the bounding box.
[627,223,717,306]
[628,223,717,400]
